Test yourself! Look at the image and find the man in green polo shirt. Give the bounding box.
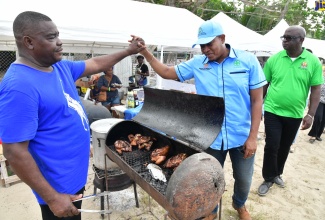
[258,25,323,196]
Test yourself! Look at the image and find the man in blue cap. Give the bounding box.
[134,19,266,220]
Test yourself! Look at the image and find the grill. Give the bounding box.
[92,164,131,192]
[106,144,173,195]
[105,87,225,220]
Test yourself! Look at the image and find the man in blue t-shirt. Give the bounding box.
[0,11,144,219]
[135,20,266,220]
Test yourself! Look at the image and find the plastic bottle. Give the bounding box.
[127,91,131,108]
[134,90,139,108]
[130,91,135,108]
[127,91,135,108]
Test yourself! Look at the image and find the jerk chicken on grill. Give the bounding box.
[128,134,155,151]
[114,140,132,155]
[151,145,170,165]
[114,134,155,154]
[164,153,187,170]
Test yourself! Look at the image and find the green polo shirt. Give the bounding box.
[264,48,323,118]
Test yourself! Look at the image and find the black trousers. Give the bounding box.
[308,102,325,138]
[39,187,84,220]
[262,111,302,182]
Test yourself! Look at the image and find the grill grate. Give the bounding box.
[108,145,173,195]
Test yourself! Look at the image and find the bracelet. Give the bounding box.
[306,114,314,119]
[148,54,155,64]
[107,87,110,92]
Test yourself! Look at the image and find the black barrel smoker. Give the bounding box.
[105,87,225,219]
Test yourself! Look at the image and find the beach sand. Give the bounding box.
[1,122,324,220]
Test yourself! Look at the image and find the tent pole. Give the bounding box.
[156,46,164,89]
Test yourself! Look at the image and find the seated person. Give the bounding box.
[97,67,122,117]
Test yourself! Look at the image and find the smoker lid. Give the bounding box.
[132,87,225,151]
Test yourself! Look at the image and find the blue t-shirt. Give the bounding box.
[0,60,90,204]
[175,44,267,150]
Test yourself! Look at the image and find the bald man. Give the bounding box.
[258,26,324,196]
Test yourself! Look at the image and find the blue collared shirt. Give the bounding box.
[175,44,267,150]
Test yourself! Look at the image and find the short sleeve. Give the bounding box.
[175,59,196,82]
[263,58,272,83]
[0,90,38,143]
[310,60,324,86]
[97,76,105,89]
[249,55,267,90]
[141,64,149,73]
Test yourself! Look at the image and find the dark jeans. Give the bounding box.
[308,102,325,138]
[262,111,302,182]
[206,145,254,208]
[40,187,84,220]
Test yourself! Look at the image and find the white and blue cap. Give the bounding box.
[192,20,224,48]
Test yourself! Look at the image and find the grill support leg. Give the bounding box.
[104,153,139,219]
[133,181,139,208]
[219,197,222,220]
[164,212,169,220]
[149,195,151,212]
[104,155,110,220]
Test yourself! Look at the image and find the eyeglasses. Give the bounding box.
[280,35,301,41]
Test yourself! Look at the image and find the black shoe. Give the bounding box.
[273,176,285,188]
[258,181,273,196]
[316,137,322,141]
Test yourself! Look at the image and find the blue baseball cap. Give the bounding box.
[192,20,224,48]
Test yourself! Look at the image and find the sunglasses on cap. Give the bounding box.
[280,35,301,41]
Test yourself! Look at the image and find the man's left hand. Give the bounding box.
[301,115,313,130]
[243,137,257,159]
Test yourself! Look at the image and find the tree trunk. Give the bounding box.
[279,0,290,20]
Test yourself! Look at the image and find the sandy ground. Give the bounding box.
[1,121,324,220]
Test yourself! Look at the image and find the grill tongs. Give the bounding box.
[73,191,112,215]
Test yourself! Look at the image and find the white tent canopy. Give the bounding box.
[210,12,263,47]
[263,19,325,59]
[207,13,325,59]
[264,19,289,39]
[304,38,325,59]
[262,19,289,54]
[0,0,204,53]
[207,12,282,56]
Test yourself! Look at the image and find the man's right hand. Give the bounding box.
[47,193,82,217]
[130,35,145,45]
[128,35,146,54]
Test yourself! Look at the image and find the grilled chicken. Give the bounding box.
[114,140,132,155]
[139,141,154,151]
[128,134,156,150]
[137,136,151,144]
[128,134,135,142]
[144,141,154,151]
[130,134,141,146]
[151,145,170,165]
[164,153,187,170]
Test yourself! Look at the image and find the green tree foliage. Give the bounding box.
[136,0,325,40]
